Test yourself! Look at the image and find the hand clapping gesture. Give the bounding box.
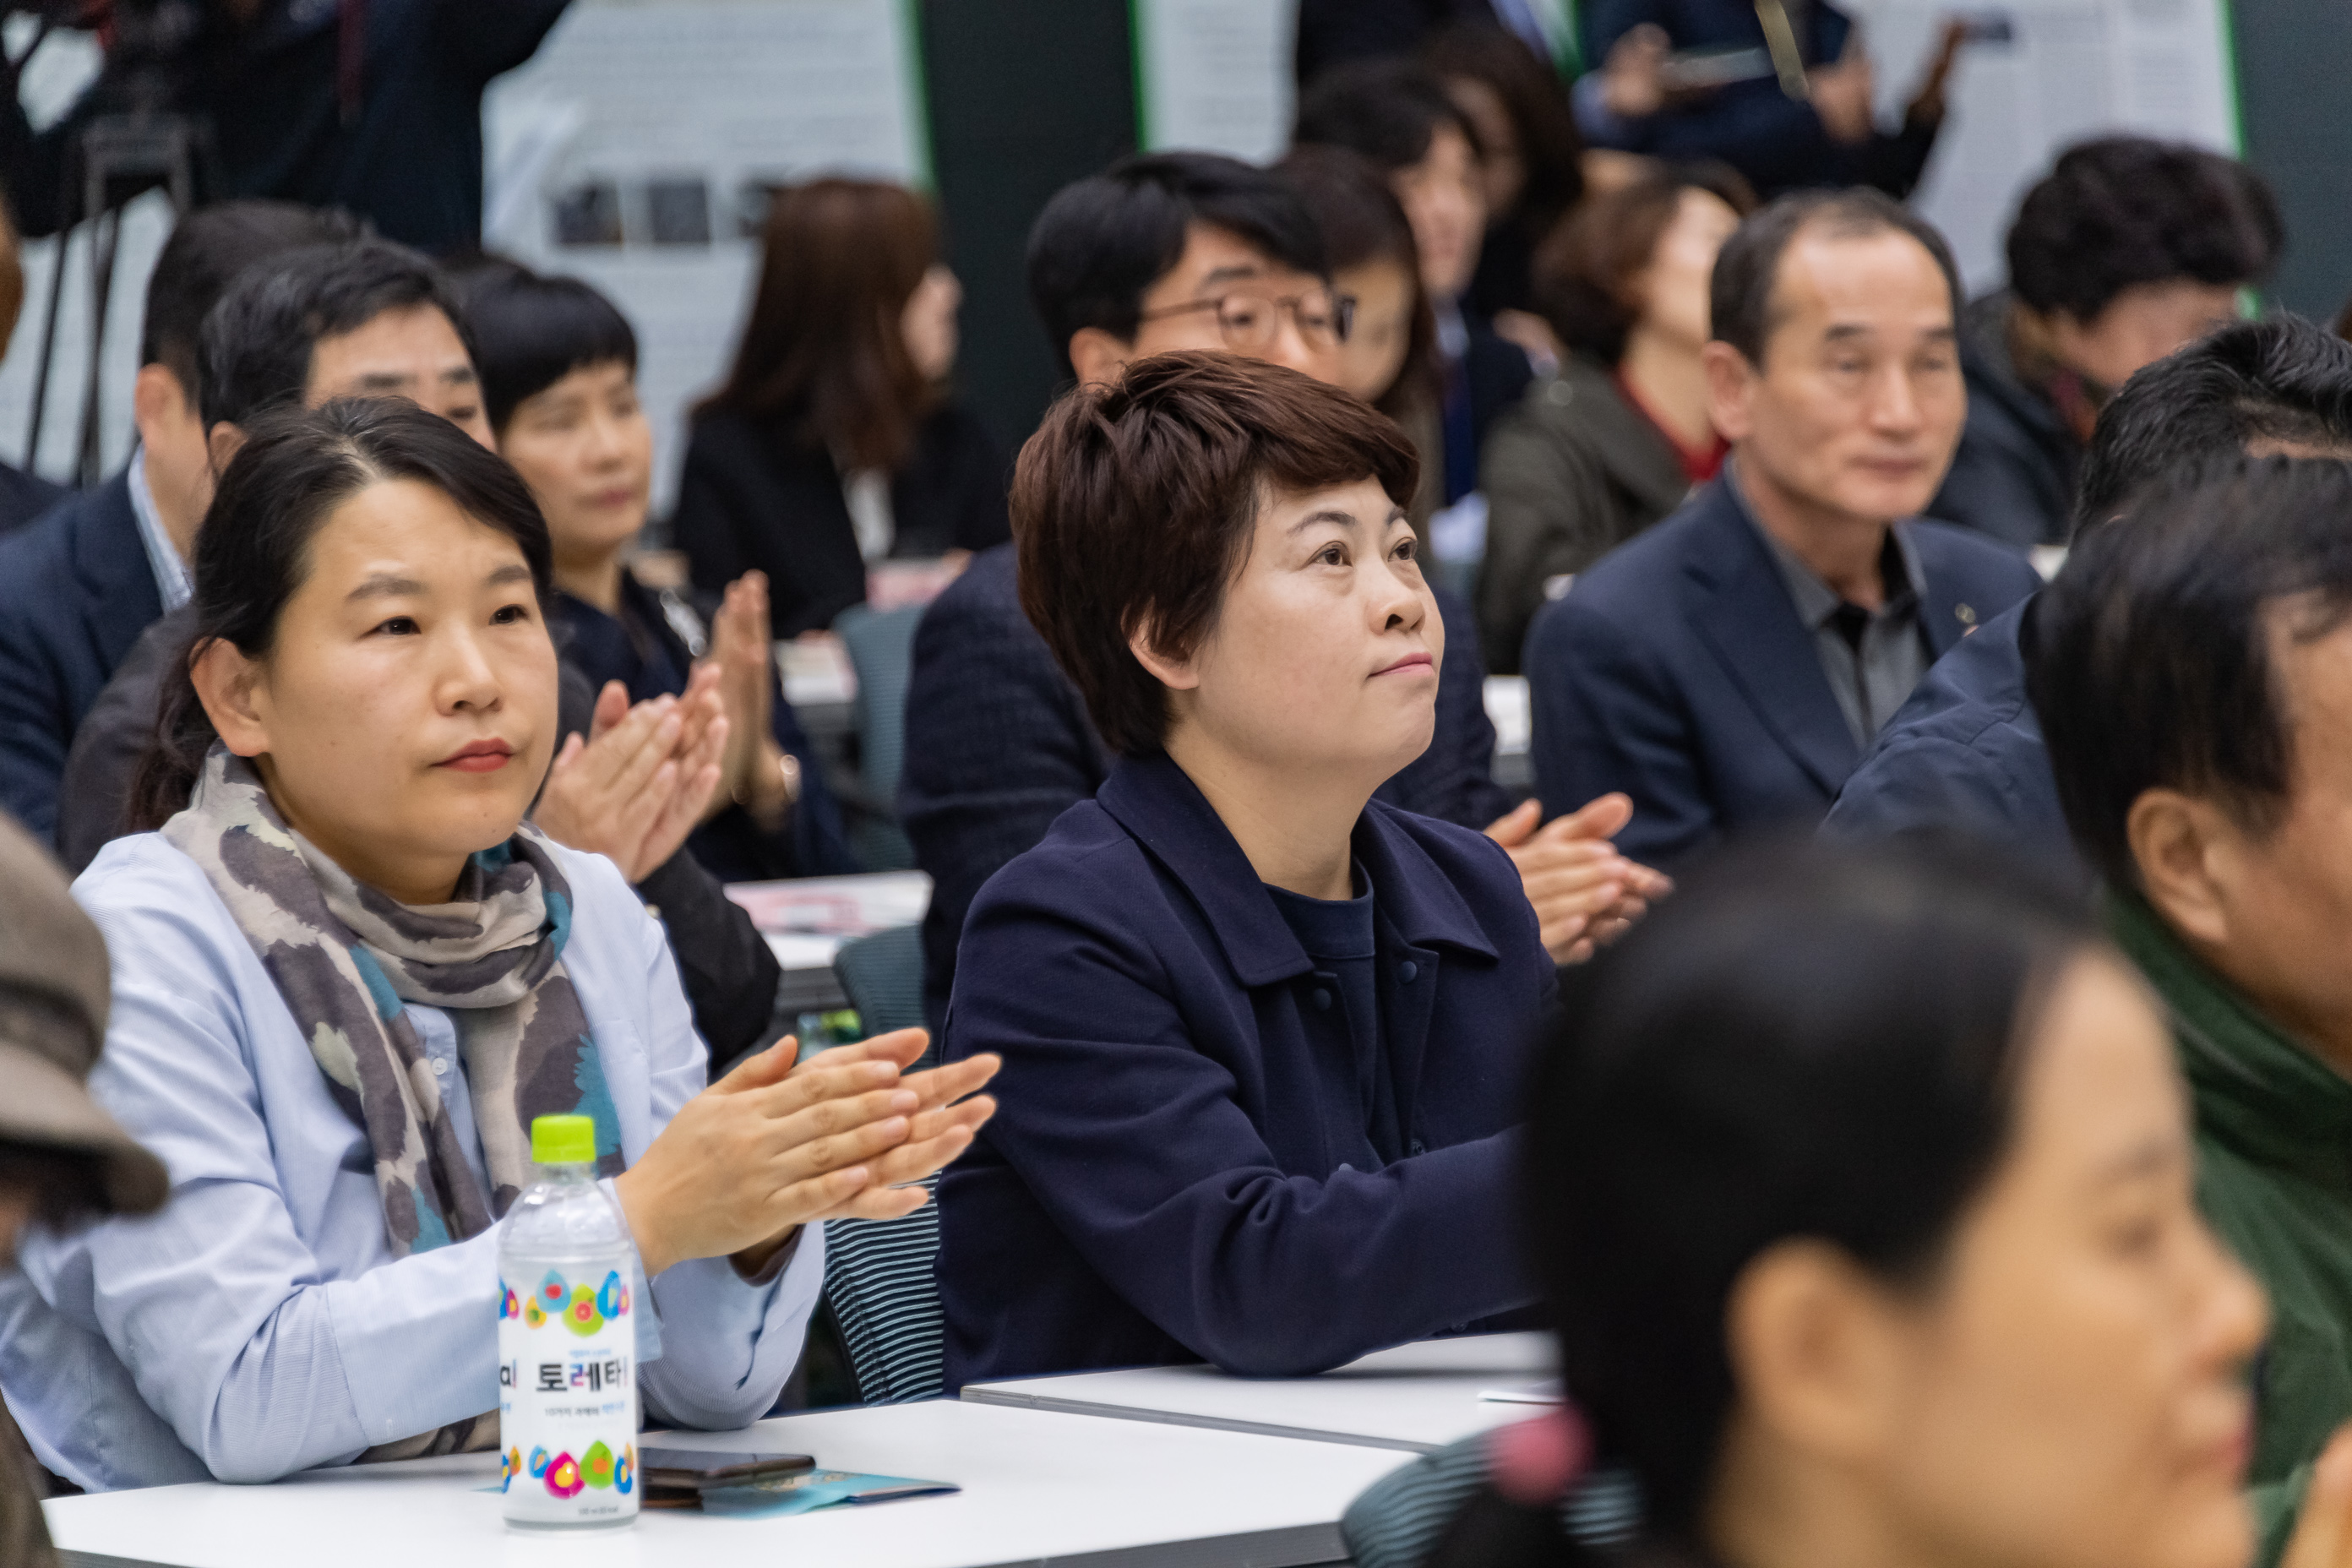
[699,570,800,830]
[613,1027,999,1277]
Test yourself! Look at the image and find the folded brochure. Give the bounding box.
[697,1468,959,1517]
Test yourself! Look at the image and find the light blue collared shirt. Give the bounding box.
[124,446,190,612]
[0,833,824,1491]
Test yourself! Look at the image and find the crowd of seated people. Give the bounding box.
[9,20,2352,1568]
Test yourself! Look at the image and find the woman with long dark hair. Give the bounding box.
[671,179,1010,638]
[0,400,995,1491]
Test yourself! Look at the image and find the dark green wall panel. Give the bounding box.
[920,0,1139,457]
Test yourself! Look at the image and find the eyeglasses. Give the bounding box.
[1136,286,1357,353]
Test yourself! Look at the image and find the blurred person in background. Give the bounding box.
[468,265,852,885]
[0,0,568,252]
[1418,23,1586,351]
[1824,317,2352,874]
[1929,137,2282,550]
[0,200,64,536]
[1294,0,1574,90]
[1294,58,1533,513]
[672,179,1010,640]
[1576,5,1965,201]
[0,199,356,848]
[1277,144,1446,520]
[1478,164,1753,672]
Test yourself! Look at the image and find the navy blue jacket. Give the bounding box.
[938,752,1552,1388]
[0,474,157,845]
[1526,477,2043,868]
[900,542,1515,1037]
[1819,597,2078,878]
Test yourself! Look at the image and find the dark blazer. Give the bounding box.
[1820,597,2078,879]
[1525,476,2044,868]
[1478,359,1694,674]
[0,460,66,538]
[900,543,1516,1037]
[551,570,855,884]
[1926,294,2077,550]
[671,401,1011,639]
[52,602,785,1064]
[0,473,160,845]
[939,752,1553,1388]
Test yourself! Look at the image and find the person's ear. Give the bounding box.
[1068,328,1132,389]
[1126,613,1200,694]
[189,636,272,759]
[1702,340,1759,444]
[205,421,248,477]
[2128,787,2238,951]
[1723,1239,1913,1467]
[130,362,193,449]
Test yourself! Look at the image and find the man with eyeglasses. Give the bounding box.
[901,150,1664,1038]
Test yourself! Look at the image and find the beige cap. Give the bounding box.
[0,814,166,1215]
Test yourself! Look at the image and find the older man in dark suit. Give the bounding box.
[1526,189,2041,868]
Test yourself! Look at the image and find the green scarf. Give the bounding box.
[2105,891,2352,1567]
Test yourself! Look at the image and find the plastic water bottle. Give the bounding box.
[498,1114,640,1529]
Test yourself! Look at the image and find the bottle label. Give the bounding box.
[498,1265,640,1525]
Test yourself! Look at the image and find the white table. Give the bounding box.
[961,1332,1555,1455]
[44,1398,1407,1568]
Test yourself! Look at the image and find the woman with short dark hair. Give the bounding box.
[670,179,1010,636]
[0,400,995,1491]
[938,351,1566,1390]
[1477,166,1753,671]
[465,265,852,884]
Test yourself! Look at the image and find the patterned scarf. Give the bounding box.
[164,748,629,1458]
[163,748,626,1252]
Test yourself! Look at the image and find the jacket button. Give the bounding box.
[1410,1139,1427,1157]
[1399,961,1418,984]
[1313,988,1332,1010]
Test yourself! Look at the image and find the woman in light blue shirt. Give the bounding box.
[0,399,996,1491]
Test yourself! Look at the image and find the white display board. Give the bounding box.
[483,0,930,512]
[1130,0,1296,163]
[1844,0,2243,291]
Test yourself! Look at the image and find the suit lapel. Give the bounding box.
[1685,485,1860,797]
[1908,525,1985,660]
[71,472,162,673]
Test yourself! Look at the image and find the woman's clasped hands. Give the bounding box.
[612,1026,998,1278]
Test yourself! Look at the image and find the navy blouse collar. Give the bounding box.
[1094,751,1500,987]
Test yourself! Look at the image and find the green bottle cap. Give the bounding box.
[531,1114,597,1165]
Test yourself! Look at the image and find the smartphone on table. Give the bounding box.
[639,1446,816,1498]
